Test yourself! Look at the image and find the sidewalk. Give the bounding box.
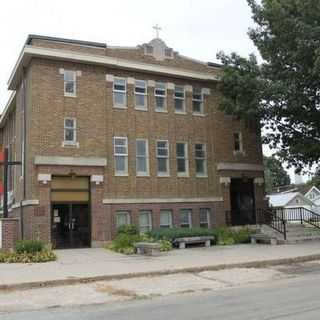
[1,242,320,290]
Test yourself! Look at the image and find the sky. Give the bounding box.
[0,0,309,182]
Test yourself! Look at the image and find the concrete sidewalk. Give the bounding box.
[1,242,320,290]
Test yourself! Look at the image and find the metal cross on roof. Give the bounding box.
[153,24,162,39]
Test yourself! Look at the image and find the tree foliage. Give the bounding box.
[263,156,291,192]
[217,0,320,170]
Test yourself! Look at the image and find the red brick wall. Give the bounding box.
[1,218,20,250]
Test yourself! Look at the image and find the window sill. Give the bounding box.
[157,174,170,178]
[174,111,187,115]
[178,173,190,178]
[192,112,206,117]
[155,109,168,113]
[113,105,127,110]
[64,93,77,98]
[62,141,79,148]
[196,174,208,178]
[135,107,148,112]
[137,174,150,177]
[114,173,129,177]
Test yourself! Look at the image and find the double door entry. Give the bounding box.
[52,203,90,249]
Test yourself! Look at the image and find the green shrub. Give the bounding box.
[15,240,45,254]
[117,224,138,235]
[0,250,56,263]
[213,227,253,245]
[159,240,173,252]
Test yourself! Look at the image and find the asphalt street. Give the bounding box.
[2,265,320,320]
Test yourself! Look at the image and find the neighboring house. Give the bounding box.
[0,34,265,249]
[267,192,317,218]
[305,186,320,203]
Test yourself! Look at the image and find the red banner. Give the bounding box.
[0,150,4,162]
[0,182,3,194]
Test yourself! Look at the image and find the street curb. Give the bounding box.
[1,253,320,292]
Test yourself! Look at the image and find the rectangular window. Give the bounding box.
[155,82,167,112]
[156,140,169,176]
[139,210,152,233]
[136,139,149,176]
[116,211,131,229]
[234,132,243,152]
[176,143,189,176]
[160,210,173,228]
[64,118,77,144]
[64,70,76,97]
[113,137,128,176]
[199,208,210,228]
[179,209,192,228]
[135,80,147,110]
[113,77,127,108]
[195,144,207,176]
[174,85,185,113]
[192,88,204,114]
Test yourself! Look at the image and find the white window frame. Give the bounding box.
[139,210,152,233]
[192,88,204,115]
[176,142,189,177]
[116,211,131,229]
[233,132,244,154]
[174,85,186,114]
[154,82,167,112]
[113,136,128,176]
[135,80,148,111]
[64,70,77,97]
[195,143,207,177]
[136,139,149,176]
[63,118,78,146]
[160,210,173,228]
[179,209,192,228]
[113,77,127,109]
[156,140,170,177]
[199,208,210,228]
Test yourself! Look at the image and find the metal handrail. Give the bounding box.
[256,208,287,240]
[281,207,320,229]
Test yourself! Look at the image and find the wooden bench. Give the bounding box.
[174,236,215,249]
[134,242,161,256]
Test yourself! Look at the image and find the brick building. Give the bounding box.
[0,35,265,249]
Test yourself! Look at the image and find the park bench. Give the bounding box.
[134,242,161,256]
[173,236,215,249]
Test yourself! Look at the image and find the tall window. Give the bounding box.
[155,82,167,112]
[233,132,243,153]
[174,85,185,113]
[139,210,152,233]
[113,77,127,108]
[179,209,192,228]
[64,118,77,144]
[135,80,147,110]
[195,144,207,176]
[156,140,169,176]
[160,210,173,228]
[64,70,76,97]
[192,88,204,114]
[136,139,149,176]
[113,137,128,176]
[199,208,210,228]
[176,143,188,176]
[116,211,131,229]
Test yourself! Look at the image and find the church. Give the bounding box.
[0,32,265,249]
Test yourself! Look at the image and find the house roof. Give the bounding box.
[267,192,314,207]
[305,186,320,198]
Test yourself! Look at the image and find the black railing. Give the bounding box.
[277,207,320,229]
[256,208,287,240]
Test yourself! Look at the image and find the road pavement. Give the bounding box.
[2,264,320,320]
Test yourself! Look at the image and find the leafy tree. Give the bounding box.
[217,0,320,171]
[264,156,291,192]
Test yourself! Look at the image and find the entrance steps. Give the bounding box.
[252,223,320,245]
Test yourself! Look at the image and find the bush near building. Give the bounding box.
[0,240,56,263]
